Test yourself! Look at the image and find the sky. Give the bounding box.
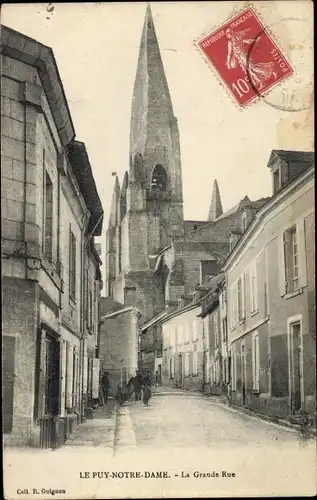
[2,1,313,277]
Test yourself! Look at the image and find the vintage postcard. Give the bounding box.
[1,1,315,499]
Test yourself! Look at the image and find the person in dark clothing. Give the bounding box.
[128,376,135,401]
[101,371,110,404]
[134,371,143,402]
[142,372,152,406]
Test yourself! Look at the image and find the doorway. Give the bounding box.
[288,321,303,413]
[44,334,60,416]
[241,342,247,406]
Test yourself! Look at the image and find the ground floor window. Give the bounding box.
[169,358,174,378]
[184,353,190,376]
[193,351,198,375]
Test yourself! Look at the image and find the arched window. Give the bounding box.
[151,164,167,192]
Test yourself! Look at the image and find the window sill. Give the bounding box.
[238,318,245,326]
[252,389,260,395]
[284,287,303,300]
[230,326,236,332]
[250,309,259,317]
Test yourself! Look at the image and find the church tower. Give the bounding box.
[106,4,184,322]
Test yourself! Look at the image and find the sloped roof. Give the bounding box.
[99,297,125,318]
[268,150,315,167]
[67,141,104,235]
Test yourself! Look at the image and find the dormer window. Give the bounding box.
[242,211,247,232]
[151,164,167,192]
[229,234,234,252]
[273,167,281,193]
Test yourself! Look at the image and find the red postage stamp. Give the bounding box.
[197,8,294,107]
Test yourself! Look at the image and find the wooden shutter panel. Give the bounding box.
[59,340,67,416]
[38,330,47,417]
[83,340,88,393]
[278,233,287,296]
[66,342,73,408]
[297,219,307,288]
[242,273,246,318]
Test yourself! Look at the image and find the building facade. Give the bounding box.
[99,301,140,394]
[1,26,103,447]
[161,303,204,391]
[223,151,315,419]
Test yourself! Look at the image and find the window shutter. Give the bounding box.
[38,330,47,417]
[242,273,246,318]
[66,342,73,408]
[59,340,67,416]
[278,234,287,296]
[189,352,193,376]
[244,269,249,315]
[256,336,260,391]
[297,219,307,288]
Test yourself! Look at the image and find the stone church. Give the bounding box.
[105,5,269,375]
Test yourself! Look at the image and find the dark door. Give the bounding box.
[44,335,60,416]
[2,336,16,433]
[290,323,302,413]
[158,364,162,384]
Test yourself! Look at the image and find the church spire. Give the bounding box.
[208,180,223,221]
[130,3,175,163]
[109,175,120,227]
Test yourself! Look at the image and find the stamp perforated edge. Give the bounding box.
[193,2,296,110]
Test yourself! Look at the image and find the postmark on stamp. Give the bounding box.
[196,7,294,107]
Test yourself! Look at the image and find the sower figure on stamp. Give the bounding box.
[225,27,277,90]
[101,371,110,405]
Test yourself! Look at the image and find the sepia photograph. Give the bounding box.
[1,1,315,498]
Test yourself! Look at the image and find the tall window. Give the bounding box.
[222,318,228,343]
[252,332,260,391]
[69,228,76,301]
[230,284,237,329]
[237,275,246,321]
[193,351,198,375]
[184,353,190,376]
[43,168,53,260]
[284,226,299,292]
[250,263,258,313]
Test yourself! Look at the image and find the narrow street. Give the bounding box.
[115,390,307,453]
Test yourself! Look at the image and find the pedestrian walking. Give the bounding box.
[128,376,135,402]
[142,371,152,406]
[101,371,110,405]
[134,371,143,402]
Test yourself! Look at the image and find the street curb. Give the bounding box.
[110,402,119,456]
[207,398,317,438]
[153,388,316,438]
